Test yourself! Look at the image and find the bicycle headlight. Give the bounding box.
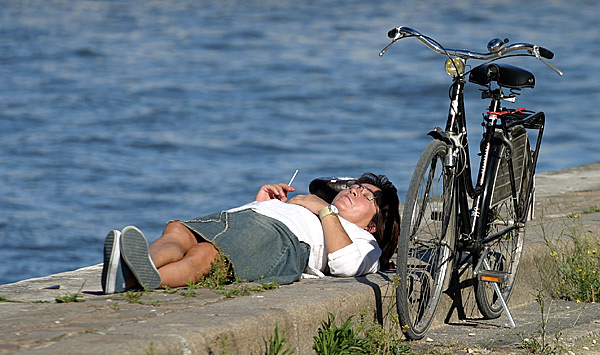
[444,57,465,77]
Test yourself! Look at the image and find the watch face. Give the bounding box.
[330,204,339,214]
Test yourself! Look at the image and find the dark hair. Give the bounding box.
[356,172,400,270]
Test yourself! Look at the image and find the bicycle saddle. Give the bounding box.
[469,63,535,89]
[309,177,356,203]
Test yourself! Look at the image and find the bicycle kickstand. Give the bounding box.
[473,247,516,328]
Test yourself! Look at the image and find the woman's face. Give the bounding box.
[332,183,380,231]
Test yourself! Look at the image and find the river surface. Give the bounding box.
[1,0,598,285]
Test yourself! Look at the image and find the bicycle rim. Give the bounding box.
[396,140,455,340]
[475,142,530,318]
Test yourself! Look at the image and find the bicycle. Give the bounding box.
[379,26,562,340]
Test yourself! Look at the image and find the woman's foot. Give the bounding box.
[120,226,161,290]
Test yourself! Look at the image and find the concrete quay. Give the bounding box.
[1,162,600,354]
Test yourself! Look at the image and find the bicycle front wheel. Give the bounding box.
[474,128,531,319]
[396,140,456,340]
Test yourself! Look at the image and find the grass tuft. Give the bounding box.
[262,324,296,355]
[0,296,22,303]
[178,252,280,298]
[55,281,86,303]
[539,214,600,303]
[312,313,373,354]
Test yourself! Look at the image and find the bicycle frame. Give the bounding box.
[436,76,546,254]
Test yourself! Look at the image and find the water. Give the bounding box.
[1,0,598,285]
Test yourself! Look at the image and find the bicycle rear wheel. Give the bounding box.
[474,127,532,318]
[396,140,456,340]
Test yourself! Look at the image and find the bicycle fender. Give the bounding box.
[428,127,455,147]
[493,130,514,157]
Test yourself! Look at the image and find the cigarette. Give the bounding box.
[288,169,299,186]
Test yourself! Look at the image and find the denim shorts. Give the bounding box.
[175,209,310,285]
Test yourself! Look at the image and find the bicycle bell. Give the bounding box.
[487,38,509,53]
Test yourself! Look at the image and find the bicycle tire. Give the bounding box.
[396,140,456,340]
[474,128,532,319]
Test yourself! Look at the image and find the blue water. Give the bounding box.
[1,0,598,285]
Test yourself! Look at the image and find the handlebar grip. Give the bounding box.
[387,28,399,39]
[538,47,554,59]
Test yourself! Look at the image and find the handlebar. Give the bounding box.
[381,26,563,76]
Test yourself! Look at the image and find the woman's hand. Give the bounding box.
[288,194,328,215]
[255,183,295,202]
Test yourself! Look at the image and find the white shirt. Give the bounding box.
[228,199,381,278]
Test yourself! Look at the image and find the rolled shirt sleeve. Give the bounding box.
[328,222,381,277]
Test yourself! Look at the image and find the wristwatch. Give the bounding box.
[318,204,339,221]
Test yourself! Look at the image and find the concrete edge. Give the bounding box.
[1,267,397,354]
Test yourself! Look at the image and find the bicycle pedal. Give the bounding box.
[477,270,508,283]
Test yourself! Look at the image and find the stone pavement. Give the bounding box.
[1,162,599,354]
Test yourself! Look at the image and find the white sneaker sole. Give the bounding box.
[101,230,121,294]
[120,226,161,290]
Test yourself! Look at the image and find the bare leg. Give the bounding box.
[149,221,199,268]
[157,243,219,287]
[148,221,219,288]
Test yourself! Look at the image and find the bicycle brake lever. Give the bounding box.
[380,27,407,57]
[533,46,564,76]
[379,40,396,57]
[379,40,397,57]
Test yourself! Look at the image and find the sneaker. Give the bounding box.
[101,230,132,294]
[120,226,161,290]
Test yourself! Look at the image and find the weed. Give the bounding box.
[0,296,22,303]
[148,298,161,307]
[55,293,84,303]
[180,280,201,297]
[263,324,296,355]
[55,281,86,303]
[219,333,230,355]
[221,284,253,298]
[147,341,156,355]
[181,251,281,298]
[582,206,600,214]
[122,289,145,303]
[220,280,280,298]
[160,285,179,294]
[196,252,235,290]
[363,313,410,354]
[261,306,414,355]
[313,313,374,354]
[255,279,279,291]
[518,292,567,354]
[180,289,199,297]
[121,286,161,306]
[540,214,600,302]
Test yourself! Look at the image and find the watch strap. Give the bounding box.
[318,204,338,220]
